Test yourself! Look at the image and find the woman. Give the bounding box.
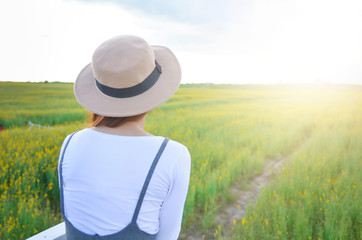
[58,35,191,240]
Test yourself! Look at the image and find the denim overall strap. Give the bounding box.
[131,138,169,223]
[59,131,78,218]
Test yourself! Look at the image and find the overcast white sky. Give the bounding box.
[1,0,361,84]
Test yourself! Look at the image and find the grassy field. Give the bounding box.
[0,82,85,128]
[0,82,361,239]
[228,96,361,240]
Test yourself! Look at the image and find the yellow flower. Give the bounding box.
[214,229,219,237]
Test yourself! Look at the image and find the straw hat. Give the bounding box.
[74,35,181,117]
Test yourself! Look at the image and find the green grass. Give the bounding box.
[231,124,361,240]
[0,82,86,128]
[0,82,361,239]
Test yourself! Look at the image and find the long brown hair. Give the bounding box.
[90,112,147,128]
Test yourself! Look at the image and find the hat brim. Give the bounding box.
[74,46,181,117]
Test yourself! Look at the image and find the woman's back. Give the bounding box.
[61,35,190,239]
[59,128,191,239]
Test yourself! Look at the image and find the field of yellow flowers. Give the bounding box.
[0,82,360,239]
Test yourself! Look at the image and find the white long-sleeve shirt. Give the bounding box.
[58,128,191,240]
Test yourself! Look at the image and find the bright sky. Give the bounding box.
[1,0,362,84]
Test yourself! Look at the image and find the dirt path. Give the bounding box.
[180,139,309,240]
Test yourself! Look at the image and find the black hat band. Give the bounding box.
[95,60,162,98]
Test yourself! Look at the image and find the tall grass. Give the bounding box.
[230,92,361,240]
[0,83,361,239]
[0,82,86,128]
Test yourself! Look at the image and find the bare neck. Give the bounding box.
[92,116,152,136]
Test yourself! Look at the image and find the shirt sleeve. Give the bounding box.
[57,134,71,189]
[156,145,191,240]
